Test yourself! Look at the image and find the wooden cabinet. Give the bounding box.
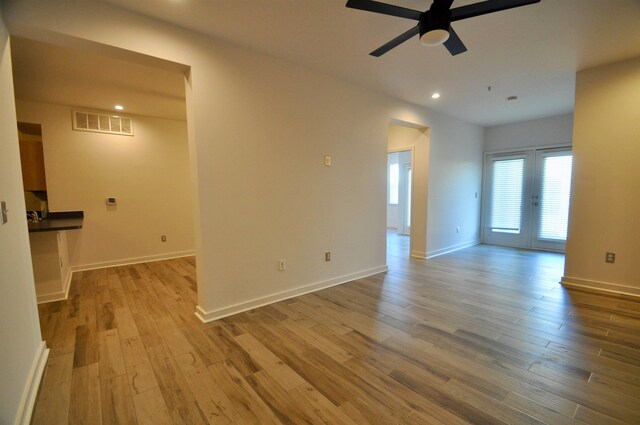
[19,139,47,191]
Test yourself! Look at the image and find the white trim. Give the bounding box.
[70,250,196,272]
[410,251,427,259]
[63,264,72,297]
[427,240,479,259]
[15,342,49,425]
[195,265,389,323]
[561,276,640,298]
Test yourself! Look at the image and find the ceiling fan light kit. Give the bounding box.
[420,2,451,46]
[420,29,449,46]
[346,0,541,56]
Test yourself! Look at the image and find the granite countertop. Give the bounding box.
[28,211,84,233]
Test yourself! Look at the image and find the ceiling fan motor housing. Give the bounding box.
[419,5,452,46]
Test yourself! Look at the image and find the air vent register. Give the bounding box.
[72,110,134,136]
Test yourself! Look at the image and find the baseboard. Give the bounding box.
[70,250,196,272]
[427,240,479,259]
[15,341,49,425]
[195,265,389,323]
[561,276,640,298]
[410,250,427,259]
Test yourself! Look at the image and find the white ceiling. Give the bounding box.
[11,0,640,126]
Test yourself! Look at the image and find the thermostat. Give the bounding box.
[106,197,117,205]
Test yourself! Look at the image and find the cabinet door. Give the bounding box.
[19,139,47,191]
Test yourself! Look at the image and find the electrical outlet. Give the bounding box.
[278,259,287,271]
[325,251,331,262]
[161,235,167,242]
[605,252,615,264]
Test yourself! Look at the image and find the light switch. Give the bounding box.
[1,201,8,224]
[324,155,332,166]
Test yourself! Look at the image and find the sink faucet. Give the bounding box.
[28,211,40,222]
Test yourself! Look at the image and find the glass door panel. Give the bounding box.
[483,152,533,248]
[531,149,573,250]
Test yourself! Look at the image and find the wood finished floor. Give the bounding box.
[34,234,640,424]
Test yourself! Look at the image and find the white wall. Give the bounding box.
[2,0,484,321]
[0,8,46,424]
[426,114,484,257]
[563,56,640,295]
[485,113,574,152]
[387,124,430,258]
[15,100,194,269]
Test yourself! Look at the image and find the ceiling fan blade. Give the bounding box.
[346,0,422,20]
[450,0,540,22]
[433,0,455,9]
[443,26,467,55]
[370,25,420,57]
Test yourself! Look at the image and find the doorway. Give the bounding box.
[482,147,573,251]
[387,150,413,236]
[387,122,428,259]
[9,37,195,307]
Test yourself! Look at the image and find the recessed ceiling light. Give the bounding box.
[114,105,124,110]
[507,96,518,102]
[432,92,441,99]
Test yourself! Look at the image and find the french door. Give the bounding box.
[482,147,573,251]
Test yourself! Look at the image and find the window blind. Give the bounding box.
[538,155,573,240]
[490,158,524,234]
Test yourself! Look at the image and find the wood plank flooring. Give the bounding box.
[34,235,640,424]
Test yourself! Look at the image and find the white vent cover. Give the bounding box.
[72,110,134,136]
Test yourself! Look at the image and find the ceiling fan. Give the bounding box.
[346,0,541,57]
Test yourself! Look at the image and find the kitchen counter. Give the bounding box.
[28,211,84,233]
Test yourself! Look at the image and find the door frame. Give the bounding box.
[399,161,412,235]
[387,146,415,238]
[481,143,572,252]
